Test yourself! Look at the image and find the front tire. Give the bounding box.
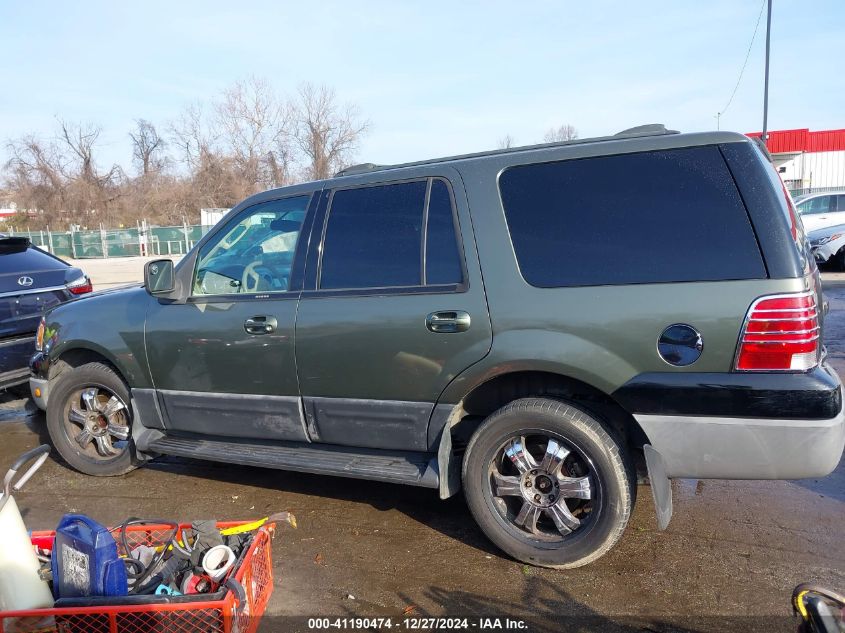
[462,397,633,568]
[46,361,138,476]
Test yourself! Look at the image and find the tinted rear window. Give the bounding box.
[320,181,426,289]
[499,146,766,287]
[425,179,463,285]
[0,243,66,274]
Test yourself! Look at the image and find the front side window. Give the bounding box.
[193,195,310,296]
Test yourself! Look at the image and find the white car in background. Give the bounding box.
[808,223,845,270]
[794,191,845,232]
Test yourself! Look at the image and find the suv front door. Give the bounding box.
[144,193,315,441]
[294,171,492,452]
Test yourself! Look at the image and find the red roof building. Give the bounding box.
[746,128,845,194]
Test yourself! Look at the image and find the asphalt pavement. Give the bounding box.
[0,268,842,632]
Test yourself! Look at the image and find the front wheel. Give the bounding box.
[46,361,139,476]
[462,398,634,568]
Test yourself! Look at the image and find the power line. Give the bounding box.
[717,0,767,123]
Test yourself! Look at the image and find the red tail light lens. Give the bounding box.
[735,292,820,371]
[67,276,93,295]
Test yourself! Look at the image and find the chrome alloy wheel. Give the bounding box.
[64,386,131,458]
[489,434,596,541]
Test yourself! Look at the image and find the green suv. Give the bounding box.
[29,126,845,568]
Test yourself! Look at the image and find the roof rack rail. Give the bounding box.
[614,124,679,137]
[335,163,383,177]
[331,124,683,180]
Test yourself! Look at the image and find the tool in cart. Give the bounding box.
[0,445,54,612]
[220,512,297,535]
[2,519,281,633]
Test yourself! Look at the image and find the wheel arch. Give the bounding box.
[434,367,650,500]
[49,343,128,385]
[448,369,651,451]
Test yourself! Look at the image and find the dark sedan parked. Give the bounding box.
[0,237,91,388]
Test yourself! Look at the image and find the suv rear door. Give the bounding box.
[294,169,491,452]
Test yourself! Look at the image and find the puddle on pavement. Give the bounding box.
[0,395,40,426]
[674,478,706,500]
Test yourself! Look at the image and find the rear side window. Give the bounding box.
[499,146,766,287]
[320,181,427,289]
[319,178,464,290]
[425,179,463,285]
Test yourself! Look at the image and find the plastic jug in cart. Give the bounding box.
[0,445,54,612]
[51,514,128,599]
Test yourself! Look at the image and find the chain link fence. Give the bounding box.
[8,224,211,259]
[788,186,845,199]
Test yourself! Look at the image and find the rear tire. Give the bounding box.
[462,397,633,568]
[46,361,139,476]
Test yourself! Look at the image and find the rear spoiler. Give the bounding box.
[0,237,32,254]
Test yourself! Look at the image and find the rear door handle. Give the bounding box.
[426,310,471,333]
[244,315,277,335]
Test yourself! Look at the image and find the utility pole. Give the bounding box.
[762,0,773,146]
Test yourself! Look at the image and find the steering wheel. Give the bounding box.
[241,261,279,293]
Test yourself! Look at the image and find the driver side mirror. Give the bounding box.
[144,259,175,295]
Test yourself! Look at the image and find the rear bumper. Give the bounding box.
[618,363,845,479]
[636,406,844,479]
[0,335,35,389]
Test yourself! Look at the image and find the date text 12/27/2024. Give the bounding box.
[307,618,528,630]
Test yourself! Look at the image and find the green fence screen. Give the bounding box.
[10,225,212,259]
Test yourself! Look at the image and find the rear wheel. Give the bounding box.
[46,362,138,476]
[462,397,633,568]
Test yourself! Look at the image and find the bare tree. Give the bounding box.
[57,119,126,225]
[294,83,368,180]
[129,119,166,177]
[497,134,516,149]
[543,124,578,143]
[1,78,370,229]
[215,77,294,189]
[58,119,108,184]
[170,102,211,171]
[4,135,67,221]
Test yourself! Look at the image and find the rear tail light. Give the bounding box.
[735,292,820,371]
[67,275,93,295]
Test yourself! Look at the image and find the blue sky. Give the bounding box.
[1,1,841,170]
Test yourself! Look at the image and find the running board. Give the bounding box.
[146,435,440,488]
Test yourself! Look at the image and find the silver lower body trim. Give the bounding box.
[635,409,845,479]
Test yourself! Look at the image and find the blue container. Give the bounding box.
[51,514,128,599]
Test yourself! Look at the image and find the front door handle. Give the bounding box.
[244,315,277,335]
[426,310,471,334]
